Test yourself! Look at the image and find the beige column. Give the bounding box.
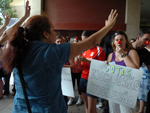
[125,0,141,40]
[29,0,43,16]
[11,0,43,19]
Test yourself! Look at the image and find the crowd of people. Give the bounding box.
[0,0,150,113]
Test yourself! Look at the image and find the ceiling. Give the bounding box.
[9,0,150,27]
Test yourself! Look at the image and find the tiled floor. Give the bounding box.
[0,75,146,113]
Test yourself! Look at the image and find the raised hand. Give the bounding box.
[3,13,10,26]
[24,0,31,18]
[0,0,31,44]
[105,9,118,29]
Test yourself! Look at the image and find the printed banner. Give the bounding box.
[61,67,75,97]
[87,59,143,108]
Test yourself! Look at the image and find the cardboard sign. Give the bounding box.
[61,67,75,97]
[87,59,143,108]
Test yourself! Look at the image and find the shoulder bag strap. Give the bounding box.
[17,64,32,113]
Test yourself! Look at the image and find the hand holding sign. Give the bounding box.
[87,60,143,108]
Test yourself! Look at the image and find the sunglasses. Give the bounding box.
[113,31,127,39]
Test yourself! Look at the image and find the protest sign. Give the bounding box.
[87,59,143,108]
[61,67,75,97]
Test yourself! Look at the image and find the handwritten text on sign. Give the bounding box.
[61,67,75,97]
[87,60,143,108]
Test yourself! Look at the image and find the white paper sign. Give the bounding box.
[87,59,143,108]
[61,67,75,97]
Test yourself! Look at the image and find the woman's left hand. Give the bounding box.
[74,56,79,63]
[3,13,10,26]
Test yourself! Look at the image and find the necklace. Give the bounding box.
[118,55,121,60]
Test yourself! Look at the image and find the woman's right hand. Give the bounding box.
[115,46,125,56]
[24,0,31,18]
[105,9,118,29]
[105,60,109,65]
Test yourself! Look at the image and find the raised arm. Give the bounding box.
[0,0,31,45]
[0,13,10,36]
[69,9,118,60]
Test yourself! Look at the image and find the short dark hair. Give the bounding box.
[56,35,63,40]
[138,28,150,37]
[81,30,93,37]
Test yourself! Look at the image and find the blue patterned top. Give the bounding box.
[12,41,70,113]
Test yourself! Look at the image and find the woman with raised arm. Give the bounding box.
[0,2,30,97]
[107,31,140,113]
[0,0,30,44]
[0,7,117,113]
[0,13,11,99]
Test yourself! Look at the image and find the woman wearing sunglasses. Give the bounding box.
[107,31,140,113]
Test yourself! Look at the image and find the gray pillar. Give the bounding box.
[125,0,141,40]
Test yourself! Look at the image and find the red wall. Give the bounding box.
[45,0,126,31]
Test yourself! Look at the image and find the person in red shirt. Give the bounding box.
[78,30,105,113]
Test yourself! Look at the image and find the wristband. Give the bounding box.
[121,53,127,58]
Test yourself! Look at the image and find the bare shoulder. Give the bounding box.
[107,52,113,62]
[128,49,138,55]
[108,52,113,57]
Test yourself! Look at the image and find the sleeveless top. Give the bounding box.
[111,50,130,66]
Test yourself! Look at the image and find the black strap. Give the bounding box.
[17,64,32,113]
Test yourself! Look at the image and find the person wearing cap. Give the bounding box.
[131,28,150,113]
